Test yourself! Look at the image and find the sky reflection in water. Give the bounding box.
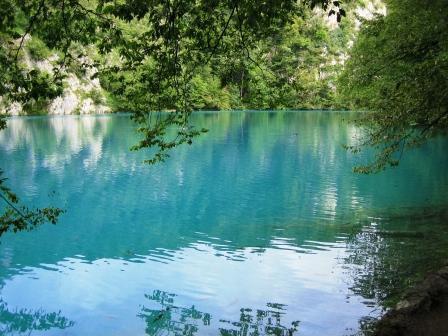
[0,111,447,335]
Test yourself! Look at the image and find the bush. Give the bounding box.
[27,37,52,60]
[86,89,104,105]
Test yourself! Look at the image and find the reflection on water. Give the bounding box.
[139,289,300,336]
[0,299,74,334]
[345,206,448,308]
[0,111,447,335]
[139,290,211,336]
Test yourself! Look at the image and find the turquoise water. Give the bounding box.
[0,111,447,335]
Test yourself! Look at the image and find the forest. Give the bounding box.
[0,1,447,335]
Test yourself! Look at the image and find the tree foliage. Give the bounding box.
[0,0,346,236]
[339,0,448,173]
[0,169,64,237]
[1,0,347,160]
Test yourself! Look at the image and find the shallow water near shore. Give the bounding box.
[1,111,448,335]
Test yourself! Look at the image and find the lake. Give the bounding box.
[0,111,447,335]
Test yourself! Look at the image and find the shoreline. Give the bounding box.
[373,262,448,336]
[2,108,359,120]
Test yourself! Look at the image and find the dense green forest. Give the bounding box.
[100,5,355,112]
[1,0,364,115]
[340,0,448,172]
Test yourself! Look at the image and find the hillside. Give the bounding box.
[0,0,385,115]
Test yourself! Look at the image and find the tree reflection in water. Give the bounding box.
[138,290,210,336]
[0,299,74,335]
[345,206,448,309]
[139,290,300,336]
[339,206,448,336]
[219,303,300,336]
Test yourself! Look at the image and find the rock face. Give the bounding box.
[1,36,111,116]
[5,102,23,116]
[374,263,448,336]
[49,90,79,115]
[47,73,111,115]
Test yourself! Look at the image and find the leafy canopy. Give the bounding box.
[339,0,448,173]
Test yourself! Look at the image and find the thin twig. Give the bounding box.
[0,192,31,225]
[203,4,236,66]
[13,0,46,61]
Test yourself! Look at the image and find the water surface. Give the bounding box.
[0,111,447,335]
